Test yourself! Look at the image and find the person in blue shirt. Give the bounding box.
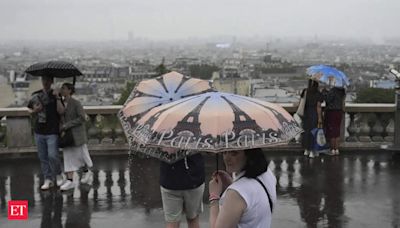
[159,149,205,228]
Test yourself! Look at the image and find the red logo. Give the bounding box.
[8,200,28,220]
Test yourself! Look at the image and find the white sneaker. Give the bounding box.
[335,149,340,155]
[309,151,315,158]
[304,150,310,156]
[56,175,64,186]
[41,179,54,190]
[60,180,75,191]
[81,171,93,185]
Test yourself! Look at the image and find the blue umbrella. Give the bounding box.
[306,65,350,88]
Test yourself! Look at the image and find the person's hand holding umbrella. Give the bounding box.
[209,173,223,202]
[212,170,232,192]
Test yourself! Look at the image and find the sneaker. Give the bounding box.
[56,175,64,187]
[335,149,340,155]
[309,151,315,158]
[81,171,93,185]
[303,150,310,156]
[329,150,335,156]
[60,180,75,191]
[41,179,54,190]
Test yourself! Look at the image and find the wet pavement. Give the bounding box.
[0,152,399,228]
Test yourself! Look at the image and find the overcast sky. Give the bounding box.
[1,0,400,42]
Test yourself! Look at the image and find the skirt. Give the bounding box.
[325,110,343,139]
[63,144,93,172]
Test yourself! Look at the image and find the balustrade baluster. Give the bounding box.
[101,114,113,144]
[87,114,101,144]
[358,113,372,142]
[371,113,384,142]
[385,118,395,143]
[347,113,359,142]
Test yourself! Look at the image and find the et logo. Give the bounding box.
[8,200,28,220]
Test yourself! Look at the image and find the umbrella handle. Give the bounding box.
[216,153,219,172]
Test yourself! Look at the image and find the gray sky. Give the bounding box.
[1,0,400,42]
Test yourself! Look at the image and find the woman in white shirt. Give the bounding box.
[209,148,277,228]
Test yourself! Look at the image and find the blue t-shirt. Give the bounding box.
[159,153,205,190]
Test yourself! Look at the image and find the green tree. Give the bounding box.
[189,64,219,80]
[154,57,170,77]
[114,81,136,105]
[355,88,395,103]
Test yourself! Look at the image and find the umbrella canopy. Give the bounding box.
[307,65,350,88]
[118,71,213,163]
[120,71,213,128]
[128,91,302,153]
[25,61,83,84]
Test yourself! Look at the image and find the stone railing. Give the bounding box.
[0,103,396,154]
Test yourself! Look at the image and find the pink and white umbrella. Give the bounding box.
[130,91,302,152]
[118,71,213,163]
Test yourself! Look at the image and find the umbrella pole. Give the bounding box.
[73,76,76,85]
[216,153,218,171]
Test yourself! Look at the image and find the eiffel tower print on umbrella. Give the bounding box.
[130,91,303,153]
[118,71,213,163]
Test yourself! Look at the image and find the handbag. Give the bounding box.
[296,90,306,117]
[311,127,329,153]
[59,129,75,148]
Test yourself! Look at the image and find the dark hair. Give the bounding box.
[243,148,269,178]
[42,76,54,82]
[306,79,319,101]
[62,83,75,95]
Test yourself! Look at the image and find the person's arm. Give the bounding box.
[28,102,42,114]
[317,101,322,127]
[56,97,65,115]
[210,189,246,228]
[61,101,85,130]
[52,89,65,115]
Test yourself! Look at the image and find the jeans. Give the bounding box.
[35,133,62,179]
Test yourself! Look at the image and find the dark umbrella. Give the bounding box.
[25,61,83,85]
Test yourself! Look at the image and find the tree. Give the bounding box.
[154,57,170,77]
[189,64,220,80]
[355,88,395,103]
[114,81,136,105]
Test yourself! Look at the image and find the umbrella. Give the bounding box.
[306,65,349,88]
[118,71,213,163]
[25,61,83,85]
[128,91,302,153]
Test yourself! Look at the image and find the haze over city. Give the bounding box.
[1,0,400,42]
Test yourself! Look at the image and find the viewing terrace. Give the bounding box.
[0,104,399,228]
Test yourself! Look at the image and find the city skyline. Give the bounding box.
[1,0,400,42]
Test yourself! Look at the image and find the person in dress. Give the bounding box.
[301,79,324,158]
[59,83,93,191]
[322,87,346,155]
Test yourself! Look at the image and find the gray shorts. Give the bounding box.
[160,183,205,222]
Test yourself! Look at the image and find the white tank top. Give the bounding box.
[220,169,277,228]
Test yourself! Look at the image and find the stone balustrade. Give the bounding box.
[0,103,396,154]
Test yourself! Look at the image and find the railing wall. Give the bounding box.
[0,103,395,153]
